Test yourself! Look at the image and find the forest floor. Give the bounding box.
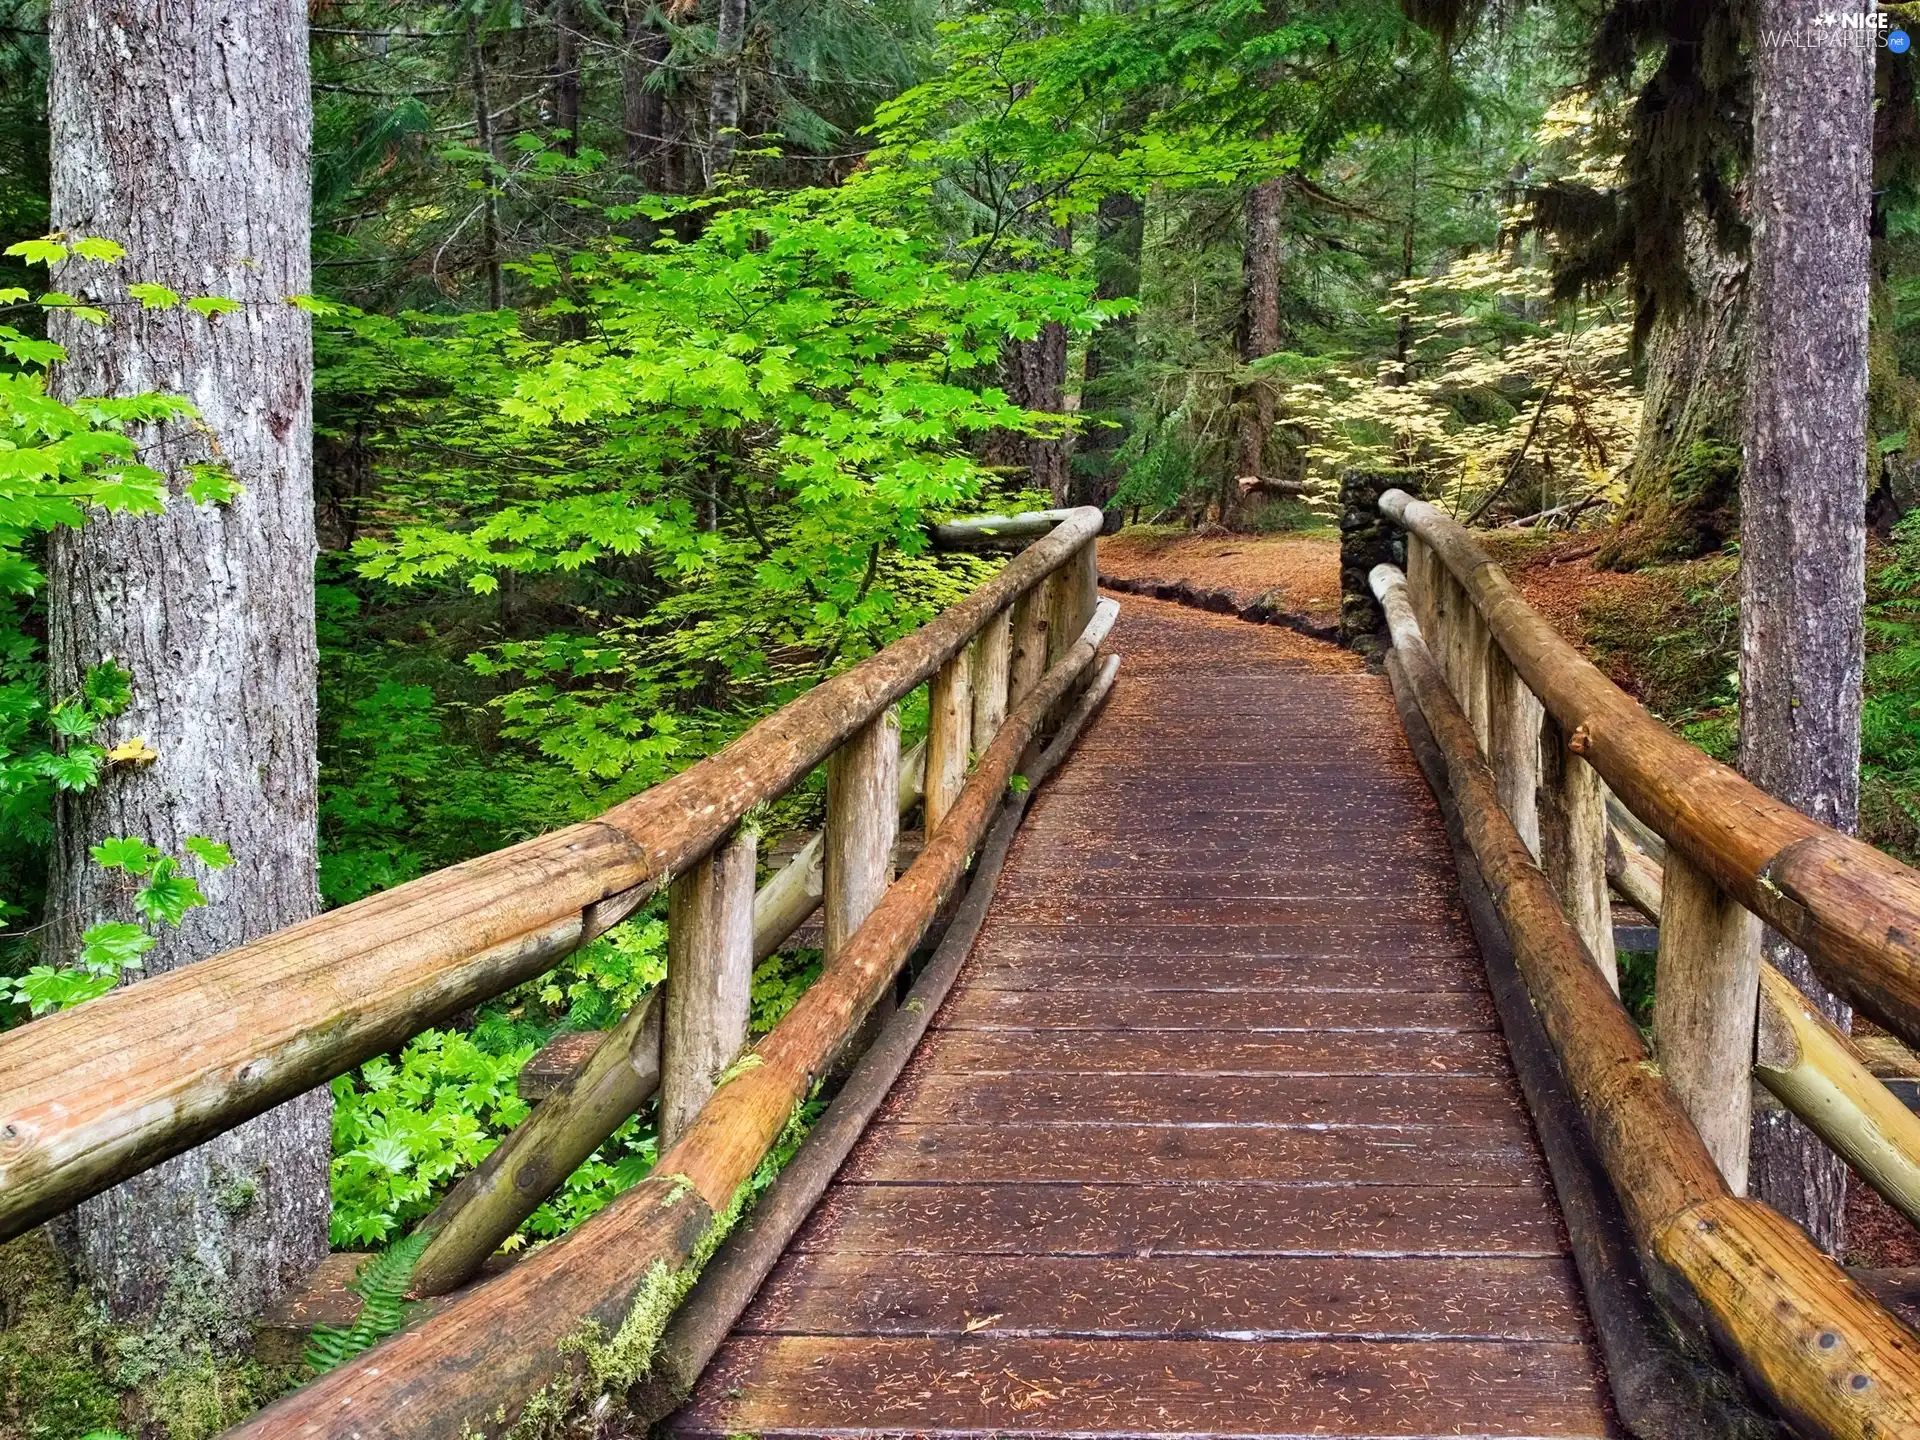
[1098,520,1920,1271]
[1098,526,1345,634]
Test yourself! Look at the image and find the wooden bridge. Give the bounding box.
[12,500,1920,1437]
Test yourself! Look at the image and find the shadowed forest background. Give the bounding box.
[1,0,1918,1434]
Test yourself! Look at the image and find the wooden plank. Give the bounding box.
[739,1251,1593,1342]
[876,1070,1532,1132]
[911,1028,1515,1077]
[839,1122,1547,1186]
[962,949,1485,992]
[674,1335,1616,1438]
[985,895,1471,929]
[516,1029,604,1101]
[994,869,1466,903]
[791,1181,1570,1258]
[932,986,1497,1033]
[964,923,1480,958]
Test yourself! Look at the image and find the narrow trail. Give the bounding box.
[672,593,1617,1438]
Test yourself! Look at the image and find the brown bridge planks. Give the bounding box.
[670,595,1618,1439]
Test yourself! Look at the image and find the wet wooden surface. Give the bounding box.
[671,594,1617,1438]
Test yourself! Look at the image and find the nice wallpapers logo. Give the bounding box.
[1763,8,1912,49]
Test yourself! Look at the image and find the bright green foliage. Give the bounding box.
[4,835,230,1018]
[327,1027,537,1246]
[303,1232,432,1374]
[1865,512,1920,862]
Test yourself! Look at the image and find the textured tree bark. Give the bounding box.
[1000,321,1071,504]
[1074,192,1144,516]
[1601,208,1748,566]
[1233,177,1284,501]
[44,0,326,1321]
[467,13,505,308]
[624,4,670,188]
[1740,0,1872,1256]
[553,0,582,157]
[706,0,749,183]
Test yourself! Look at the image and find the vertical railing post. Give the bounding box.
[925,647,973,836]
[1406,533,1437,640]
[1457,598,1493,751]
[1487,647,1543,858]
[659,827,757,1146]
[1654,851,1762,1192]
[824,709,900,957]
[1050,538,1098,665]
[971,609,1013,750]
[1008,575,1053,706]
[1538,713,1614,990]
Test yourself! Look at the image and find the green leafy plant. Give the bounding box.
[4,834,232,1017]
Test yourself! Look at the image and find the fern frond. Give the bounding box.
[304,1230,433,1375]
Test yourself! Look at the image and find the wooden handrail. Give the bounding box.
[228,596,1121,1439]
[1371,561,1920,1440]
[0,507,1105,1245]
[1379,489,1920,1055]
[1606,816,1920,1235]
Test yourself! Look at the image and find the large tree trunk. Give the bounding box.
[1600,206,1748,567]
[468,13,505,308]
[1739,0,1873,1257]
[554,0,582,157]
[625,4,670,189]
[45,0,326,1322]
[1073,191,1144,518]
[706,0,749,184]
[1231,176,1284,525]
[1234,178,1284,478]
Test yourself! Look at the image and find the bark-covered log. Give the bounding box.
[227,600,1120,1440]
[1378,490,1920,1063]
[43,0,326,1321]
[1371,562,1920,1440]
[1740,0,1874,1256]
[1074,191,1144,517]
[0,510,1103,1249]
[705,0,748,180]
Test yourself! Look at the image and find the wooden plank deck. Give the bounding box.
[671,594,1618,1439]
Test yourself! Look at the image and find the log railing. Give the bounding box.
[0,508,1116,1438]
[1372,490,1920,1439]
